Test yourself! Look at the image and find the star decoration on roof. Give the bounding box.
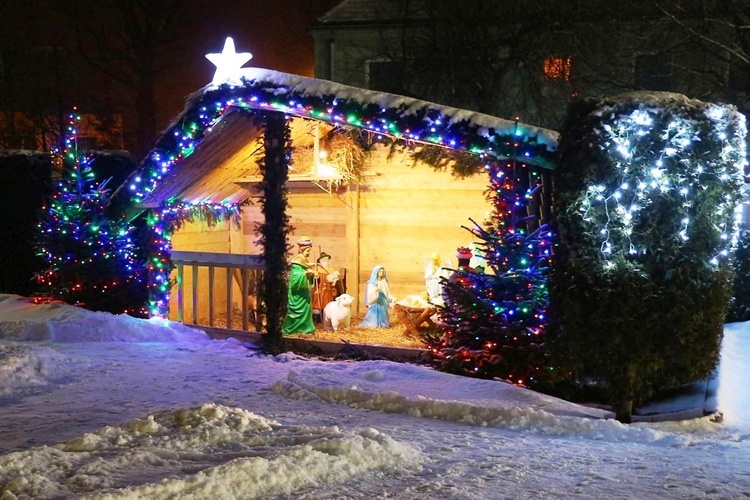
[205,37,253,86]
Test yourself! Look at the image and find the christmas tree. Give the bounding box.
[430,158,555,388]
[36,110,146,316]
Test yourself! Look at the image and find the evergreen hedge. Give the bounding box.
[0,152,52,296]
[548,93,747,422]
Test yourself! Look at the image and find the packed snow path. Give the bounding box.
[0,295,748,498]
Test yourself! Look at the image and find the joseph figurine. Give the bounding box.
[282,236,317,335]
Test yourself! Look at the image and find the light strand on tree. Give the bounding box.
[36,108,146,316]
[429,145,554,387]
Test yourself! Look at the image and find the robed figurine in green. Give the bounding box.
[282,237,317,335]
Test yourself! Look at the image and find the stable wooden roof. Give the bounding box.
[137,112,333,207]
[118,66,558,212]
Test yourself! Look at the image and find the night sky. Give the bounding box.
[159,0,340,118]
[155,0,341,132]
[0,0,340,149]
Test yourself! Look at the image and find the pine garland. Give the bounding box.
[257,111,292,347]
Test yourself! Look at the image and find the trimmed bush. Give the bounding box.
[549,92,747,422]
[0,151,52,296]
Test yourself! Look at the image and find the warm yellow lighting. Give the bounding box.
[317,162,339,178]
[543,57,572,80]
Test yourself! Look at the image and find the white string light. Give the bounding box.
[579,101,747,269]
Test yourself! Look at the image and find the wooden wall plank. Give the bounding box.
[173,141,507,327]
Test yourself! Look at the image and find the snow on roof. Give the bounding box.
[170,67,559,162]
[244,67,558,148]
[592,91,742,116]
[124,65,557,210]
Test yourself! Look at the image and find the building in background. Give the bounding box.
[311,0,750,131]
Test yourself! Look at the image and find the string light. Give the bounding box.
[36,109,146,316]
[578,102,747,269]
[429,151,553,386]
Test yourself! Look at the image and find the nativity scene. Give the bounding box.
[107,37,557,349]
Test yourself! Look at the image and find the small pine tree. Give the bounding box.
[430,160,555,388]
[36,111,146,316]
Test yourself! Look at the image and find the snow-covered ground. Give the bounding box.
[0,293,748,499]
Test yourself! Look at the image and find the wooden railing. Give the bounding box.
[170,251,265,332]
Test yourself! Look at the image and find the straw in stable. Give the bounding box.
[287,313,427,349]
[210,310,432,349]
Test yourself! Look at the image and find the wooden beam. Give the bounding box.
[192,264,198,325]
[241,268,249,331]
[226,267,232,330]
[346,178,361,315]
[233,174,343,184]
[171,250,264,269]
[177,264,184,323]
[208,266,215,327]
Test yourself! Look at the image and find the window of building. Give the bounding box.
[543,57,572,81]
[366,59,404,94]
[635,54,671,91]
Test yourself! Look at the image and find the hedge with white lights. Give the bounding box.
[549,92,747,422]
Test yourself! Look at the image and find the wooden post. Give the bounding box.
[253,269,262,331]
[541,169,553,224]
[526,167,539,232]
[259,111,291,347]
[177,264,184,323]
[191,264,198,324]
[346,177,361,315]
[226,267,232,330]
[241,268,248,331]
[208,266,215,327]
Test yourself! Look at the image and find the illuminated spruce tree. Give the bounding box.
[36,111,146,316]
[431,158,555,388]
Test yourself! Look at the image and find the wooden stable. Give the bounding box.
[166,132,494,325]
[121,61,558,336]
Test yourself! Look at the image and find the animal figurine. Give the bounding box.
[322,294,354,332]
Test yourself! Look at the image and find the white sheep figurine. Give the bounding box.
[322,294,354,332]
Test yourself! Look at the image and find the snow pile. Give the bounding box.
[270,363,729,447]
[0,403,420,499]
[0,295,210,343]
[0,293,748,498]
[718,322,750,428]
[0,343,67,396]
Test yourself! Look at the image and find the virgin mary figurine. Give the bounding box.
[358,265,394,328]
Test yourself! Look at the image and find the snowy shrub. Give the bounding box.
[0,152,52,296]
[548,92,747,422]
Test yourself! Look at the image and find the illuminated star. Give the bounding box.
[205,37,252,86]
